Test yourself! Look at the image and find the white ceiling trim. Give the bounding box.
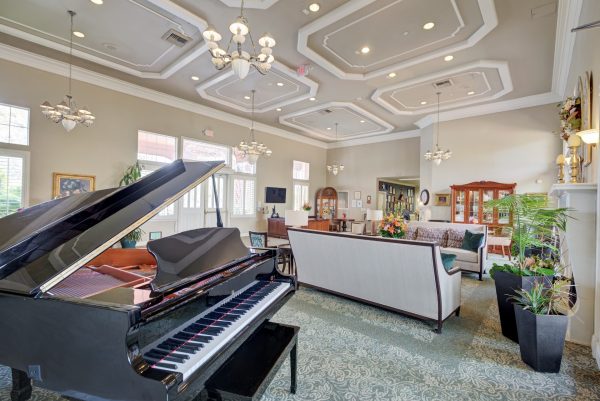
[297,0,498,81]
[279,102,394,140]
[372,60,512,115]
[551,0,583,98]
[0,0,209,79]
[0,42,328,149]
[217,0,280,9]
[327,129,421,149]
[196,62,318,113]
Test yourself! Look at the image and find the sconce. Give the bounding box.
[577,128,599,167]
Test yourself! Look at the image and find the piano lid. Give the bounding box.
[0,160,225,296]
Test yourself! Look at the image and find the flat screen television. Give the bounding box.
[265,187,286,204]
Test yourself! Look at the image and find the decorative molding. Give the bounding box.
[372,60,512,115]
[326,130,420,149]
[279,101,394,140]
[0,42,328,149]
[0,0,209,79]
[217,0,280,9]
[196,61,318,113]
[297,0,498,80]
[551,0,583,98]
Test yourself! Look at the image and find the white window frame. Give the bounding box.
[0,148,30,215]
[230,175,257,218]
[181,137,231,166]
[293,182,309,212]
[292,160,310,181]
[0,103,30,146]
[137,130,178,164]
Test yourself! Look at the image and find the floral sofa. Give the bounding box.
[407,221,488,280]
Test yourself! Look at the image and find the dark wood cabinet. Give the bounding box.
[315,187,338,219]
[450,181,516,226]
[267,217,330,238]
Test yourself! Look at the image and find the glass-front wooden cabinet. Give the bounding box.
[451,181,516,226]
[315,187,338,219]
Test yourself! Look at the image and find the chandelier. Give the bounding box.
[40,11,95,132]
[202,0,276,80]
[424,92,451,165]
[327,123,345,175]
[239,90,272,164]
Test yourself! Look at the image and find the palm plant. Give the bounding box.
[119,161,144,245]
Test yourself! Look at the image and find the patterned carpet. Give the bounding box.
[1,272,599,400]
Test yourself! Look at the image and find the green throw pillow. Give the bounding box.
[461,230,484,252]
[441,253,457,271]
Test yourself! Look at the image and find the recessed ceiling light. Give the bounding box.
[276,82,284,87]
[388,72,397,78]
[309,3,320,12]
[360,46,370,54]
[420,101,428,105]
[244,95,251,100]
[191,76,199,81]
[276,107,282,111]
[444,55,454,62]
[90,0,103,4]
[360,120,365,123]
[423,22,435,30]
[309,97,316,101]
[467,91,475,95]
[73,31,85,38]
[326,127,332,130]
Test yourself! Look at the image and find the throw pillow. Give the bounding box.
[406,225,418,240]
[415,227,448,246]
[461,230,484,252]
[440,252,457,271]
[446,229,465,248]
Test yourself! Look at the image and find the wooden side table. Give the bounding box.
[487,235,512,260]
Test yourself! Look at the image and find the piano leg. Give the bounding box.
[290,341,297,394]
[10,369,31,401]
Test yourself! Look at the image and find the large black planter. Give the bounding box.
[493,271,551,343]
[514,305,568,372]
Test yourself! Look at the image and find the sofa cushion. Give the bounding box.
[415,226,447,246]
[406,225,418,240]
[461,230,485,252]
[441,247,479,263]
[446,229,465,248]
[440,253,457,271]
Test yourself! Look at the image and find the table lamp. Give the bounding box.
[285,210,308,228]
[366,209,383,234]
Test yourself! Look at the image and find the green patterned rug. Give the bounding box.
[0,276,598,400]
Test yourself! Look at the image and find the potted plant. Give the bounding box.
[378,213,407,239]
[510,280,570,372]
[302,202,312,212]
[485,194,569,342]
[119,161,144,248]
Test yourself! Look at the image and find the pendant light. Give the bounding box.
[424,92,451,165]
[327,123,345,175]
[238,89,272,164]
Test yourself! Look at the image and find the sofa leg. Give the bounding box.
[478,271,483,281]
[455,307,461,317]
[434,320,442,334]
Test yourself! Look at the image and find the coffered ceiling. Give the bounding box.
[0,0,559,143]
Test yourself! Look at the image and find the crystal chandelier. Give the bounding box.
[239,90,272,164]
[327,123,345,175]
[202,0,276,80]
[40,11,95,132]
[424,92,451,165]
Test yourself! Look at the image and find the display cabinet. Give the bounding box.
[450,181,516,226]
[315,187,338,219]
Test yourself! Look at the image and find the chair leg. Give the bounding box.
[455,307,461,317]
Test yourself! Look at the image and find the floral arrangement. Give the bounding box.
[557,96,581,140]
[302,202,312,211]
[378,213,407,239]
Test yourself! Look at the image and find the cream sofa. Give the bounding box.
[408,221,488,280]
[287,228,461,333]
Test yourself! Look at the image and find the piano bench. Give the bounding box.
[205,321,299,401]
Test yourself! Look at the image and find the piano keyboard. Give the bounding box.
[141,280,290,381]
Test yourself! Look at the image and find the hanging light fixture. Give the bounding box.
[203,0,276,79]
[238,89,272,164]
[424,92,451,165]
[40,10,95,132]
[327,123,345,175]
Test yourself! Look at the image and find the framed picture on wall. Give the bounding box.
[354,191,361,200]
[52,173,96,199]
[434,193,451,206]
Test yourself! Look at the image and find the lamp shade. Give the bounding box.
[285,210,308,227]
[577,128,599,144]
[567,134,582,147]
[366,209,383,220]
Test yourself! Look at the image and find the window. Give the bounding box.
[0,104,29,145]
[231,148,256,174]
[138,131,177,163]
[141,169,175,217]
[207,175,225,209]
[293,160,310,181]
[182,138,230,164]
[232,176,256,216]
[0,150,27,218]
[293,182,309,211]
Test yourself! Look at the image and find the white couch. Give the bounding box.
[287,228,461,333]
[408,221,488,280]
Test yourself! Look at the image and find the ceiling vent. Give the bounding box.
[162,29,192,47]
[318,109,334,115]
[433,79,453,89]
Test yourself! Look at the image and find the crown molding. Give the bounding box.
[0,42,328,149]
[552,0,583,98]
[326,129,420,149]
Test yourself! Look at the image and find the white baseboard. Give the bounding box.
[592,333,600,369]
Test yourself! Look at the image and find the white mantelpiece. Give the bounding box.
[549,183,597,352]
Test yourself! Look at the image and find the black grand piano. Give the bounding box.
[0,160,297,401]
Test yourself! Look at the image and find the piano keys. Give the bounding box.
[0,160,296,401]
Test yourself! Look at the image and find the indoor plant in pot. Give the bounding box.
[486,194,569,343]
[510,280,570,372]
[119,161,144,248]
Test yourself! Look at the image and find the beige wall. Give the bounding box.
[0,59,327,234]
